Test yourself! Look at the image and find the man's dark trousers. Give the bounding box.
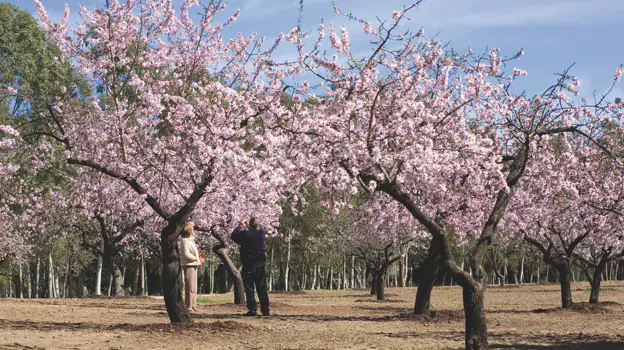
[242,263,270,315]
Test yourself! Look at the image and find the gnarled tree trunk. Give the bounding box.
[414,238,442,315]
[210,230,245,305]
[161,221,191,324]
[375,268,385,301]
[557,265,572,308]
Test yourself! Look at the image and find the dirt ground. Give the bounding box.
[2,282,624,350]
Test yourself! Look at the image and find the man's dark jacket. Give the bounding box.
[231,226,267,266]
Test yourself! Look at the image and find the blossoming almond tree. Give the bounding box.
[31,0,299,323]
[511,131,624,306]
[0,125,29,264]
[338,194,417,300]
[277,3,623,348]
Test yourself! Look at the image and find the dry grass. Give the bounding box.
[2,282,624,349]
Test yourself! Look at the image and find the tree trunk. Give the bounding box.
[398,253,406,287]
[161,222,191,324]
[414,246,441,316]
[557,265,573,308]
[463,282,488,350]
[63,260,70,298]
[589,261,607,304]
[18,263,23,299]
[26,262,32,298]
[138,254,146,296]
[545,265,549,283]
[68,262,75,298]
[285,230,291,292]
[503,262,508,285]
[48,253,55,298]
[95,242,103,296]
[311,264,318,290]
[208,260,214,294]
[370,269,376,295]
[519,256,524,284]
[329,266,333,290]
[55,272,61,298]
[343,255,348,289]
[35,257,40,298]
[404,253,409,286]
[375,269,385,301]
[213,246,245,305]
[77,268,84,297]
[107,273,113,296]
[268,246,274,292]
[350,256,355,289]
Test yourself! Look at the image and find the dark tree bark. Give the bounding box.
[524,230,589,309]
[575,249,622,304]
[463,281,488,350]
[375,268,385,301]
[414,238,442,315]
[212,246,245,304]
[205,228,245,305]
[161,221,190,323]
[588,265,603,304]
[103,242,125,297]
[557,265,572,308]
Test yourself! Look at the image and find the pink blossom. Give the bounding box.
[392,11,404,21]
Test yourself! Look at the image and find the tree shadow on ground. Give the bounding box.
[491,342,624,349]
[192,308,465,323]
[489,331,624,349]
[26,299,165,311]
[374,330,624,349]
[0,318,253,333]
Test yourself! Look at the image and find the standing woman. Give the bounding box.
[180,222,202,312]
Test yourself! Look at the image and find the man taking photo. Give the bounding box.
[231,217,270,317]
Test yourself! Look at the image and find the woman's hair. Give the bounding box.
[182,222,194,238]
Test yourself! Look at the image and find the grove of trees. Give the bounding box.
[0,1,622,349]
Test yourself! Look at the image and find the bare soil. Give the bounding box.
[2,282,624,349]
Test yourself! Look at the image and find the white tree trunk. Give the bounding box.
[342,256,347,289]
[503,260,508,284]
[95,243,103,296]
[404,252,409,286]
[27,262,32,298]
[311,264,317,290]
[519,256,524,284]
[55,274,60,298]
[350,256,355,289]
[268,247,274,292]
[48,253,55,298]
[19,263,23,298]
[285,231,291,292]
[35,257,40,298]
[107,273,113,296]
[208,259,214,294]
[63,261,70,298]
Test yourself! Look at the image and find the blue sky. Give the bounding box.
[9,0,624,98]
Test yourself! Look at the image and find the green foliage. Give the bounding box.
[0,2,88,131]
